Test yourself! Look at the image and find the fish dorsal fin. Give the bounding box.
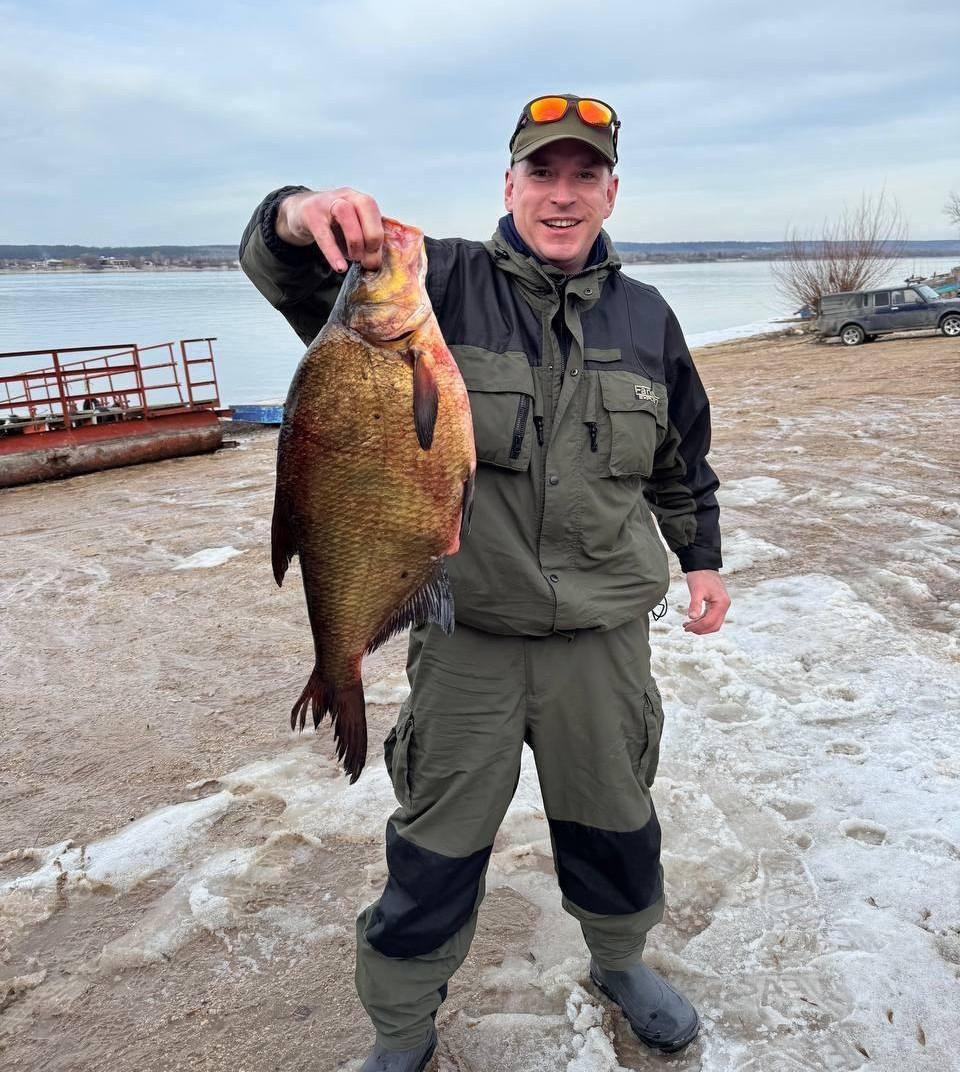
[411,346,439,450]
[364,560,454,655]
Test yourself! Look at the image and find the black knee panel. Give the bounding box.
[549,810,662,915]
[365,821,492,958]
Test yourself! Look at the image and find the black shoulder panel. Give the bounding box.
[581,273,671,384]
[424,237,543,363]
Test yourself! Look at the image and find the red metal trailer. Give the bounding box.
[0,339,231,488]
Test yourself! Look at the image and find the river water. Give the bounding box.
[1,256,955,405]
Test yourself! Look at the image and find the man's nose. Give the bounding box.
[549,180,576,205]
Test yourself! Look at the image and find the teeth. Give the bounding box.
[544,220,577,229]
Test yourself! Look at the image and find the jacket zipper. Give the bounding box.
[509,395,531,459]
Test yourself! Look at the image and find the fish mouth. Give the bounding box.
[373,302,431,343]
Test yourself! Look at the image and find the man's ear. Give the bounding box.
[604,172,619,219]
[504,167,515,211]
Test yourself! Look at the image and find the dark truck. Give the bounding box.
[818,284,960,345]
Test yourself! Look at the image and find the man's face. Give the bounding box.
[504,139,619,274]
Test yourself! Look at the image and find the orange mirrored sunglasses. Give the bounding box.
[529,96,615,127]
[511,95,620,157]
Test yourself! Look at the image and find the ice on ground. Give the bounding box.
[647,571,960,1070]
[719,530,789,574]
[0,792,234,946]
[564,987,624,1071]
[718,476,790,507]
[364,670,411,705]
[215,747,396,841]
[686,318,784,349]
[172,546,245,569]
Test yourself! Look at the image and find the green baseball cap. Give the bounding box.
[509,94,620,166]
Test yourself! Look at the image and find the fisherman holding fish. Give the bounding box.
[241,93,729,1070]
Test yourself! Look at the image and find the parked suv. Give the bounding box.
[817,284,960,345]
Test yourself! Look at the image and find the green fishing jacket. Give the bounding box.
[240,187,722,636]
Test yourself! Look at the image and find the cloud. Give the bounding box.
[2,0,958,243]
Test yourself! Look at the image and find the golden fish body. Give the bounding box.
[272,218,476,780]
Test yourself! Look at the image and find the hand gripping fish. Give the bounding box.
[271,218,476,782]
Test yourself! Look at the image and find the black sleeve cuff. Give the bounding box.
[259,185,326,268]
[677,545,723,573]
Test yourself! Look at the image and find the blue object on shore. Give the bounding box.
[230,400,285,425]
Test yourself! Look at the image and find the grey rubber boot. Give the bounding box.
[359,1028,437,1072]
[589,958,700,1053]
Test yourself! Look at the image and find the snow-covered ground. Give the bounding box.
[1,331,957,1071]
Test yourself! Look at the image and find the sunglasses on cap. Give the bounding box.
[510,95,621,155]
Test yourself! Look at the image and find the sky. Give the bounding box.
[3,0,959,246]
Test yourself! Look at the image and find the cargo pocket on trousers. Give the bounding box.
[637,680,665,788]
[598,371,666,478]
[385,703,415,808]
[451,346,536,471]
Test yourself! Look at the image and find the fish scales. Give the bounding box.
[271,219,476,782]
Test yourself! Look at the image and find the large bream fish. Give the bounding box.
[272,218,476,782]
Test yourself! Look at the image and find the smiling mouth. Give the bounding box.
[542,218,580,230]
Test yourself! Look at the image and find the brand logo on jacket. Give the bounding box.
[634,385,657,402]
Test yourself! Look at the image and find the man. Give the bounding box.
[240,93,730,1071]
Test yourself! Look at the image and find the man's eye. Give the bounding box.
[532,169,550,178]
[579,171,598,181]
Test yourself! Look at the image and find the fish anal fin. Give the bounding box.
[271,493,297,587]
[411,346,439,450]
[365,560,455,656]
[290,670,368,783]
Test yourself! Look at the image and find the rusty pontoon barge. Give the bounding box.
[0,339,229,488]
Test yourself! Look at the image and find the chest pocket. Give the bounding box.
[452,346,535,471]
[590,371,666,478]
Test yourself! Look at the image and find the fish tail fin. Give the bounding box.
[271,492,297,587]
[290,671,368,784]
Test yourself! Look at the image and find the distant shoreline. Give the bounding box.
[0,265,242,275]
[4,253,958,276]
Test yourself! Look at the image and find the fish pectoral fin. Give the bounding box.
[410,346,439,450]
[271,492,297,587]
[365,560,455,656]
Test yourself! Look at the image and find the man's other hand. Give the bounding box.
[277,188,384,274]
[682,570,730,635]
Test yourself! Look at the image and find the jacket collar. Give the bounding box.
[486,216,621,302]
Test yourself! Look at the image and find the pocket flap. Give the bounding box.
[599,372,666,427]
[452,345,534,396]
[584,347,623,364]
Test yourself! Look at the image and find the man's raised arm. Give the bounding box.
[239,186,384,346]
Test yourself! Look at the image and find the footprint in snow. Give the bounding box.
[840,819,887,846]
[704,702,764,725]
[768,797,816,821]
[826,740,869,761]
[900,830,960,861]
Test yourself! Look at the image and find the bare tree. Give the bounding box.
[945,190,960,230]
[771,190,907,312]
